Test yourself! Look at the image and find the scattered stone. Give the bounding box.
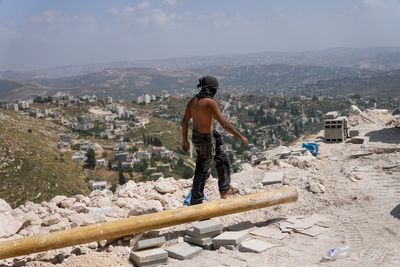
[165,242,203,260]
[212,231,250,248]
[60,198,76,209]
[130,248,168,267]
[67,212,107,226]
[0,198,11,213]
[50,195,68,207]
[154,179,176,194]
[193,220,223,235]
[128,200,163,216]
[307,182,326,194]
[41,213,62,226]
[239,239,275,253]
[133,236,166,251]
[0,213,23,238]
[87,242,99,249]
[227,221,257,232]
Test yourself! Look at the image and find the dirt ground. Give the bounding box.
[17,109,400,266]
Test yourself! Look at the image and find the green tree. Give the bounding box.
[118,162,127,185]
[85,148,96,169]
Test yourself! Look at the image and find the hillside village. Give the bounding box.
[1,92,399,194]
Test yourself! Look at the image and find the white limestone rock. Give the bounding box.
[50,195,68,206]
[307,182,326,194]
[128,200,163,216]
[89,196,113,208]
[70,202,88,213]
[42,213,62,226]
[0,213,23,238]
[68,212,107,226]
[0,198,11,214]
[60,198,76,209]
[154,178,177,194]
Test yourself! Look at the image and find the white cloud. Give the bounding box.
[110,2,181,27]
[137,1,151,10]
[29,9,62,25]
[163,0,177,6]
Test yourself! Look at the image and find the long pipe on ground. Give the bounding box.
[0,187,298,259]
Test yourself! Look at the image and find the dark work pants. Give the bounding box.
[190,131,231,205]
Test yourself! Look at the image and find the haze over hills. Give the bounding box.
[2,46,400,79]
[0,47,400,100]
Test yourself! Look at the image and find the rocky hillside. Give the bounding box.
[0,110,89,207]
[0,107,399,266]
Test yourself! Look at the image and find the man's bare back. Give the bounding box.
[181,96,248,152]
[188,97,215,134]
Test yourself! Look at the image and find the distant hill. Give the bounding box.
[1,46,400,80]
[0,79,47,100]
[0,110,89,207]
[296,69,400,97]
[6,64,371,99]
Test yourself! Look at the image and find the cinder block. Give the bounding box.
[193,220,223,235]
[165,242,203,260]
[212,231,250,247]
[262,171,284,185]
[130,248,168,266]
[184,235,212,247]
[133,236,166,251]
[325,111,339,119]
[349,126,359,137]
[239,239,275,253]
[351,136,365,144]
[186,227,222,239]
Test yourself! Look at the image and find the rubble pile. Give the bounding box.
[0,105,399,266]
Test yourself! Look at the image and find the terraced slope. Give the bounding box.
[0,110,89,207]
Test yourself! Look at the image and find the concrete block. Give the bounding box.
[294,225,330,237]
[239,239,275,253]
[130,248,168,267]
[227,221,257,232]
[325,111,339,119]
[250,227,289,240]
[212,231,250,247]
[349,127,359,137]
[193,220,223,235]
[262,171,284,185]
[186,227,222,239]
[133,236,166,251]
[165,242,203,260]
[351,136,365,144]
[184,235,213,249]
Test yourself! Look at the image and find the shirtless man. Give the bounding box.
[181,76,248,205]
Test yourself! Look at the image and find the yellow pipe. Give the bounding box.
[0,187,298,259]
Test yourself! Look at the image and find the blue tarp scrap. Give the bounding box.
[302,142,319,157]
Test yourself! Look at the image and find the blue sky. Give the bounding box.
[1,0,400,70]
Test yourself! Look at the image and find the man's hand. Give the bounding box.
[240,136,249,146]
[181,140,190,153]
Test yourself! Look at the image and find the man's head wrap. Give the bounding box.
[196,76,219,99]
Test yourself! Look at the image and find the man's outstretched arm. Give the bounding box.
[209,100,248,145]
[181,100,192,152]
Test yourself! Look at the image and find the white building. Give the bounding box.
[89,180,107,191]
